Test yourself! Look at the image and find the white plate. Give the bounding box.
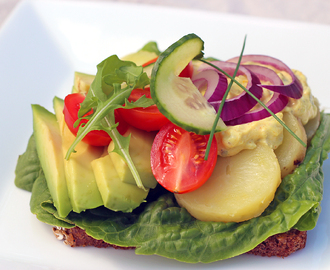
[1,0,330,269]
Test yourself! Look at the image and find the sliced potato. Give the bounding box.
[304,107,320,144]
[175,144,281,223]
[275,111,307,178]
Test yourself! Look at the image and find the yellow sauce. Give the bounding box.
[215,69,318,157]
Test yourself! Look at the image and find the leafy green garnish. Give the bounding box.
[203,36,246,159]
[65,55,153,190]
[14,113,330,263]
[14,134,42,192]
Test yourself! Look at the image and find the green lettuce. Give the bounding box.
[14,134,41,192]
[14,113,330,263]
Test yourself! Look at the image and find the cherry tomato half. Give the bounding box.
[178,61,194,78]
[142,57,193,78]
[150,122,218,194]
[117,87,170,131]
[63,93,128,146]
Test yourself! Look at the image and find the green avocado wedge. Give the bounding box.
[53,97,104,213]
[91,152,150,212]
[31,104,72,218]
[108,126,158,189]
[150,34,226,135]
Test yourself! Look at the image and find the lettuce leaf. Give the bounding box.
[14,113,330,263]
[14,134,42,192]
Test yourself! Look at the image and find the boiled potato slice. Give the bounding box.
[175,144,281,223]
[275,111,307,178]
[304,107,320,144]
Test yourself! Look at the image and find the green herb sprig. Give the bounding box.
[65,55,154,190]
[203,36,246,160]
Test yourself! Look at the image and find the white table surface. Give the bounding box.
[1,0,330,28]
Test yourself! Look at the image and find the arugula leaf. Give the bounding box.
[65,55,150,190]
[123,94,155,109]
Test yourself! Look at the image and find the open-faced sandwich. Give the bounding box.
[15,34,330,263]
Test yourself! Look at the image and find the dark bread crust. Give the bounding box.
[53,226,306,257]
[52,226,133,249]
[247,229,307,257]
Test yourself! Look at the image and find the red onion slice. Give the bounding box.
[243,65,283,86]
[225,93,288,126]
[192,69,228,102]
[196,61,263,121]
[227,55,303,99]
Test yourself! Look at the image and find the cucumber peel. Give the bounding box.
[150,33,226,135]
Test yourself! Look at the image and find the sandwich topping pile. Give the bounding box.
[15,34,330,263]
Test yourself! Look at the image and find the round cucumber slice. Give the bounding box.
[150,34,226,135]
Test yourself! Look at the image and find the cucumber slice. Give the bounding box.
[150,34,226,135]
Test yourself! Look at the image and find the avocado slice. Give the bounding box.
[53,97,104,213]
[108,127,158,189]
[31,104,72,217]
[92,151,149,212]
[121,50,158,66]
[121,50,158,77]
[72,71,95,94]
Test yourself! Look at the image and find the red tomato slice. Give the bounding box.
[142,57,193,77]
[179,61,193,78]
[150,122,218,194]
[63,93,128,146]
[118,58,192,132]
[142,57,158,67]
[117,87,170,131]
